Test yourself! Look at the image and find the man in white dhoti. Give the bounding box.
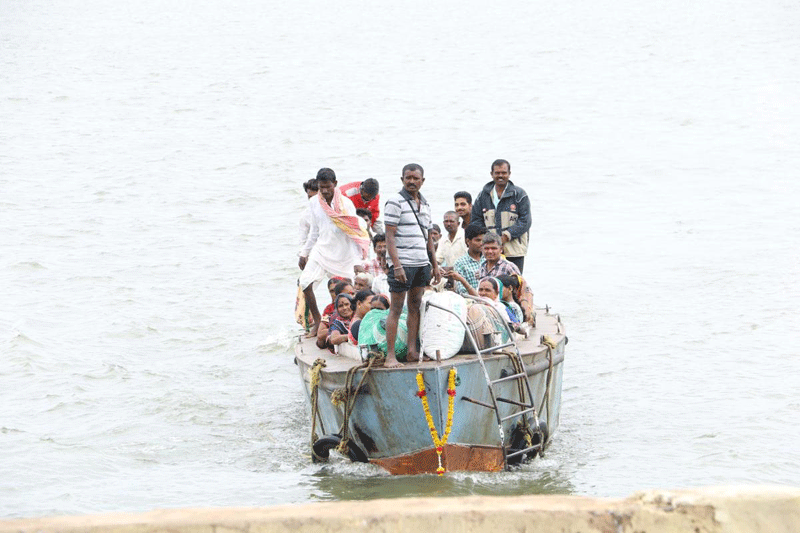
[298,168,370,337]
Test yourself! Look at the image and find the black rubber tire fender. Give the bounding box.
[312,435,369,463]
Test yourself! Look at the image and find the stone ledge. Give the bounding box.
[2,486,798,533]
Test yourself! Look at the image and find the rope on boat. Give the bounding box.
[309,358,327,461]
[539,335,558,456]
[334,354,383,457]
[506,351,534,448]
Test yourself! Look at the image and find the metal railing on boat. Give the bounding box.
[423,296,546,468]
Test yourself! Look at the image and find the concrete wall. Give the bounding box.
[2,486,798,533]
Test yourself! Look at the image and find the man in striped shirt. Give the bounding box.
[384,163,441,367]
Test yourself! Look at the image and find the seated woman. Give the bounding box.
[346,289,376,344]
[478,278,519,330]
[316,279,354,349]
[370,294,389,310]
[328,294,357,348]
[497,274,525,324]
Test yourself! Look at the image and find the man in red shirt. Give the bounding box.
[340,178,383,233]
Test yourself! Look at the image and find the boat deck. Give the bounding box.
[295,305,566,372]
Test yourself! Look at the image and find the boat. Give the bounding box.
[294,295,566,475]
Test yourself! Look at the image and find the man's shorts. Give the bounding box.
[387,264,431,293]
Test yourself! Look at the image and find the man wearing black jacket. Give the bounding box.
[470,159,531,273]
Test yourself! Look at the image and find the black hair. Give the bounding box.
[402,163,424,177]
[431,224,441,234]
[316,167,337,183]
[354,288,375,306]
[361,178,379,196]
[497,274,520,291]
[335,293,356,312]
[454,191,472,204]
[303,179,318,193]
[333,279,352,296]
[356,208,372,219]
[497,274,524,314]
[464,224,487,240]
[372,295,390,310]
[372,233,386,247]
[491,159,511,172]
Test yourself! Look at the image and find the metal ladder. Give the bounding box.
[424,297,544,468]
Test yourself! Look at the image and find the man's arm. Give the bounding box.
[367,195,381,226]
[298,200,319,269]
[503,191,531,242]
[434,240,445,266]
[385,224,406,284]
[428,232,440,285]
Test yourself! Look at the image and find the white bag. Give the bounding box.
[421,291,468,360]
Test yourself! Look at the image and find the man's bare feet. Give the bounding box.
[406,351,422,363]
[305,324,319,338]
[384,356,403,368]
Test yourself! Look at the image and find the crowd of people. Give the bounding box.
[296,159,533,368]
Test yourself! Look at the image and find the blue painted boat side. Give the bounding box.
[297,337,565,464]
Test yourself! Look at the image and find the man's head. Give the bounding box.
[454,191,472,219]
[354,272,373,292]
[303,179,318,199]
[360,178,380,203]
[443,211,459,236]
[430,224,441,245]
[316,168,338,202]
[465,224,487,254]
[481,232,503,262]
[490,159,511,190]
[356,208,372,227]
[401,163,424,195]
[372,233,386,257]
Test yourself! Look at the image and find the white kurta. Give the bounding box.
[298,206,312,256]
[300,195,364,279]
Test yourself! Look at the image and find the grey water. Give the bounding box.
[2,0,799,519]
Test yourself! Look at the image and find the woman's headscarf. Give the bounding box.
[481,277,518,324]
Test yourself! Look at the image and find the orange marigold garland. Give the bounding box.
[415,368,457,476]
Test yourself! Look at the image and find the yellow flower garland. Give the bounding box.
[415,368,457,476]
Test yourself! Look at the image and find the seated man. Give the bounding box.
[340,178,384,234]
[445,224,486,296]
[371,253,390,295]
[477,233,535,325]
[354,272,373,291]
[477,232,520,279]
